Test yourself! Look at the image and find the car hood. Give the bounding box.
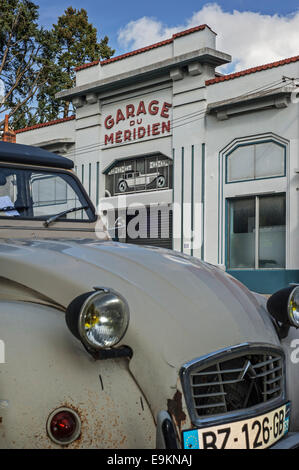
[0,239,280,417]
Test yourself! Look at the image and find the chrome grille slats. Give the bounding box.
[262,386,281,396]
[266,375,283,385]
[192,367,245,376]
[181,344,286,427]
[252,365,281,379]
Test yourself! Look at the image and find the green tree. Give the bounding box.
[39,7,115,119]
[0,3,114,128]
[0,0,55,129]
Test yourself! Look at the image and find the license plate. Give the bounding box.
[182,402,290,449]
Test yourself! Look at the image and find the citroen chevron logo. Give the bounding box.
[240,359,257,381]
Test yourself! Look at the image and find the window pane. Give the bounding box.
[255,142,285,178]
[258,195,286,268]
[30,173,88,219]
[0,173,17,204]
[228,198,255,268]
[0,167,92,220]
[227,146,254,182]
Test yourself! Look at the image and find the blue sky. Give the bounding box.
[1,1,297,122]
[36,1,299,54]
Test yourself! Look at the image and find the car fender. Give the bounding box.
[282,328,299,431]
[0,300,155,448]
[251,290,299,432]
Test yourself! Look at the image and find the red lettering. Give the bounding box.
[148,100,159,115]
[152,123,160,135]
[116,109,125,124]
[138,127,146,139]
[133,128,136,139]
[104,115,114,129]
[124,130,131,142]
[105,133,114,145]
[136,100,146,116]
[147,125,151,136]
[160,102,172,119]
[161,120,171,134]
[115,131,122,143]
[126,104,135,119]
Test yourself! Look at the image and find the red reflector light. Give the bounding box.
[50,411,77,440]
[47,408,81,445]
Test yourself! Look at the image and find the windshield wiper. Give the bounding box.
[43,206,89,227]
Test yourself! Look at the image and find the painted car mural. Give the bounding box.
[117,171,166,193]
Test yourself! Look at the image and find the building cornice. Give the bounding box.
[75,25,217,72]
[207,85,296,120]
[56,48,231,102]
[206,55,299,86]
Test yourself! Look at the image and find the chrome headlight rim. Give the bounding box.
[65,288,130,351]
[77,288,130,350]
[288,286,299,328]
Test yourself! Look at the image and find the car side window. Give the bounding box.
[30,173,88,219]
[0,166,94,221]
[0,173,17,203]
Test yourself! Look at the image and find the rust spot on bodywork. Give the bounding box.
[167,390,186,431]
[55,396,128,449]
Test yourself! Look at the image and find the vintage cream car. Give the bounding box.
[0,140,299,449]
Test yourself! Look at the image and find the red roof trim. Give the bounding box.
[15,115,76,134]
[206,55,299,86]
[99,37,173,66]
[75,24,214,72]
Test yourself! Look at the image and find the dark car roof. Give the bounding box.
[0,141,74,169]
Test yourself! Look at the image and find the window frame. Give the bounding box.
[227,193,286,270]
[225,139,286,184]
[0,162,97,223]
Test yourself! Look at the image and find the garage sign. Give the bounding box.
[103,95,172,147]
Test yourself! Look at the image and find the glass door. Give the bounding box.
[228,194,286,269]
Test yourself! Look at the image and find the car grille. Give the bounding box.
[181,345,285,424]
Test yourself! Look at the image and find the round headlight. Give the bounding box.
[288,286,299,328]
[66,289,130,350]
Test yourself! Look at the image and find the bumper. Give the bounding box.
[270,432,299,449]
[156,411,179,449]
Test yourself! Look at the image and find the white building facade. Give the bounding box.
[16,25,299,293]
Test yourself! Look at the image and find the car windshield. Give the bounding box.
[0,165,95,222]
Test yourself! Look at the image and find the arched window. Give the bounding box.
[226,141,285,183]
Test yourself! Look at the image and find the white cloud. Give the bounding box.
[118,17,177,50]
[117,3,299,72]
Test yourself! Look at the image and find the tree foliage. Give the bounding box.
[0,2,115,128]
[0,0,55,128]
[39,7,115,119]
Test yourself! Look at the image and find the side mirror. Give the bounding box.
[267,286,299,336]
